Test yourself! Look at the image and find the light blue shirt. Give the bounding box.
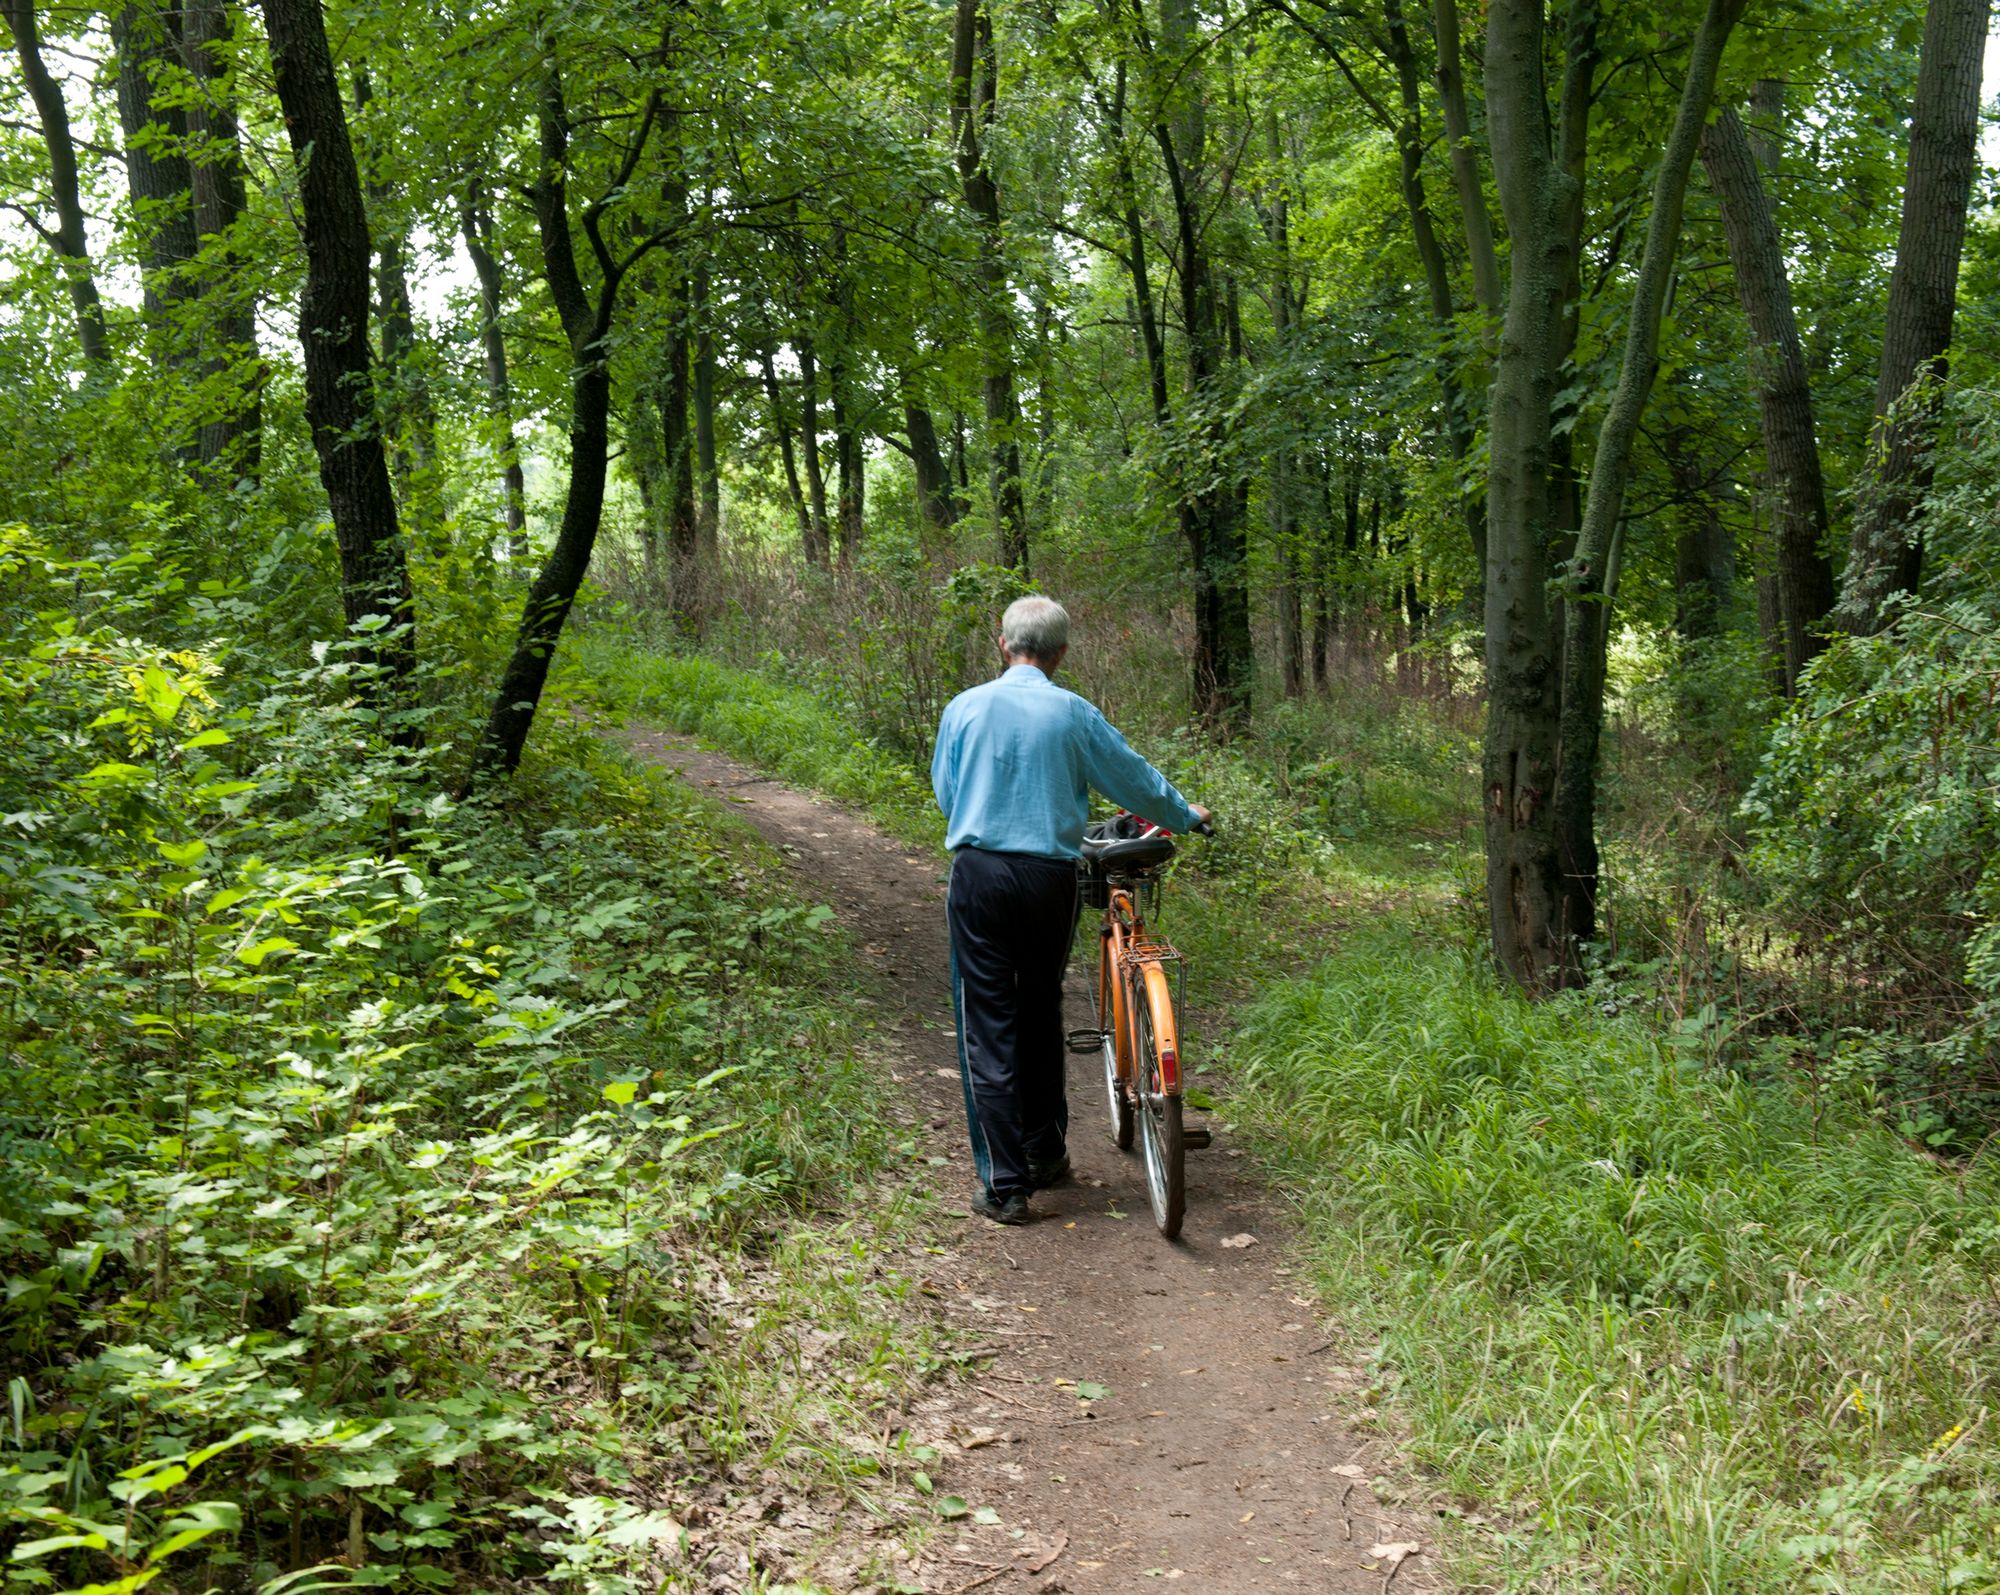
[931,665,1201,859]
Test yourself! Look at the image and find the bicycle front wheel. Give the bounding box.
[1130,964,1185,1238]
[1099,934,1134,1149]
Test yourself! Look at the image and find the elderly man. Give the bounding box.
[931,596,1211,1225]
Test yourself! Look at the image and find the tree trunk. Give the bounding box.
[261,0,415,709]
[1480,0,1576,991]
[661,311,698,620]
[1380,0,1483,576]
[796,334,832,566]
[758,334,815,557]
[1700,99,1833,693]
[1309,511,1331,691]
[1431,0,1499,319]
[831,365,864,566]
[1664,426,1734,639]
[1144,0,1249,731]
[1553,0,1744,949]
[951,0,1027,568]
[351,65,437,496]
[1837,0,1990,633]
[3,0,112,365]
[471,67,658,779]
[184,0,259,472]
[458,182,527,558]
[693,259,720,570]
[906,401,960,533]
[114,0,198,341]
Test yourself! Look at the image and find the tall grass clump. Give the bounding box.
[1230,931,2000,1592]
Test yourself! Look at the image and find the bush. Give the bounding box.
[1744,390,2000,1125]
[0,529,928,1592]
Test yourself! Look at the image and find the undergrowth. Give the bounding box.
[598,629,2000,1593]
[1229,931,2000,1593]
[0,533,945,1594]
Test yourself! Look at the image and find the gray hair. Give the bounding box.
[1001,595,1070,660]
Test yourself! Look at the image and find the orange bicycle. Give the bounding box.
[1068,813,1212,1238]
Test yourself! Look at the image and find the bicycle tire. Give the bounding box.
[1131,965,1185,1238]
[1099,934,1134,1149]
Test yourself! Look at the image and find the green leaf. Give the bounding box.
[1076,1381,1110,1402]
[602,1080,639,1105]
[156,838,207,866]
[236,936,297,967]
[935,1495,969,1519]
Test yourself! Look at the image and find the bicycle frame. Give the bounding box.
[1100,879,1183,1097]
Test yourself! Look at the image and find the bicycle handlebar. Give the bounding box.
[1136,817,1215,840]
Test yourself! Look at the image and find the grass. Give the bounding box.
[1228,929,2000,1593]
[576,632,945,850]
[590,632,2000,1592]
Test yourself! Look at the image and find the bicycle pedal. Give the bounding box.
[1065,1028,1107,1055]
[1182,1125,1213,1150]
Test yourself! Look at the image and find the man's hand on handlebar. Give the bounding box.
[1189,803,1214,837]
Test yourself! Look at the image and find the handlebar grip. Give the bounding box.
[1193,818,1214,838]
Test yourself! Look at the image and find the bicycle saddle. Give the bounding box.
[1080,822,1177,870]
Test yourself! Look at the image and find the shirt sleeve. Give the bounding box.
[931,702,959,818]
[1080,703,1200,833]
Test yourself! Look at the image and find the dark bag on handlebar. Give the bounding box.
[1077,814,1150,910]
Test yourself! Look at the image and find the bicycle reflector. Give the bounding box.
[1157,1040,1181,1093]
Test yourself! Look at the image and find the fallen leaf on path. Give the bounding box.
[1218,1232,1259,1249]
[1331,1463,1367,1479]
[1239,1510,1255,1523]
[1023,1533,1068,1573]
[1368,1542,1422,1566]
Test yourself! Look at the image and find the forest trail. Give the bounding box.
[620,721,1437,1595]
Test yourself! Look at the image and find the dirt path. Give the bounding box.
[622,724,1438,1595]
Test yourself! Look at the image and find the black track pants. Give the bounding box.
[947,847,1081,1201]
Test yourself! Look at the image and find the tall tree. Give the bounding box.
[1551,0,1745,950]
[3,0,111,364]
[458,182,528,556]
[1699,96,1834,694]
[261,0,415,703]
[472,66,666,777]
[113,1,197,340]
[692,257,721,569]
[1836,0,1990,634]
[1135,0,1252,730]
[352,64,438,491]
[950,0,1028,568]
[183,0,260,471]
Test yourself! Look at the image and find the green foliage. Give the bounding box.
[1744,391,2000,1121]
[0,530,936,1591]
[1230,931,2000,1592]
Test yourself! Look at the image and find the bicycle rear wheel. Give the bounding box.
[1130,965,1185,1238]
[1099,935,1134,1149]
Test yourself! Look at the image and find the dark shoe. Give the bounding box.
[971,1190,1032,1226]
[1028,1156,1072,1189]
